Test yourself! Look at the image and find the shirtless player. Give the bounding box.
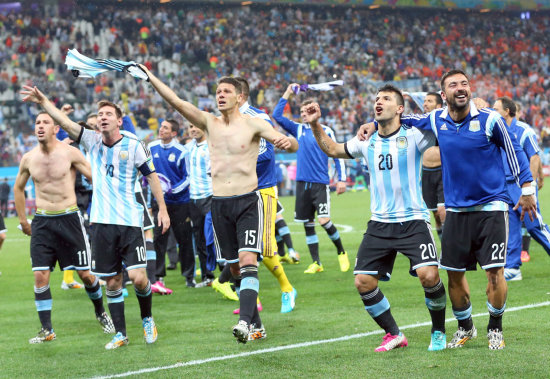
[14,112,114,344]
[138,64,298,343]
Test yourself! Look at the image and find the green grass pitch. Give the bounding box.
[1,185,549,378]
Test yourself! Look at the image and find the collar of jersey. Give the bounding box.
[377,125,402,139]
[438,100,479,123]
[160,139,177,149]
[239,101,250,113]
[102,136,124,148]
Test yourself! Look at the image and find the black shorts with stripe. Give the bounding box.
[90,223,146,276]
[294,181,330,222]
[211,191,263,264]
[30,212,90,271]
[276,200,284,215]
[135,188,154,231]
[441,211,508,271]
[354,220,439,281]
[421,167,444,211]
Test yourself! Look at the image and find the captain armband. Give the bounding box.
[139,160,156,176]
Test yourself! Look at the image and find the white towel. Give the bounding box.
[65,49,148,81]
[292,80,344,94]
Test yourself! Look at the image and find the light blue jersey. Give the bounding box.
[186,139,212,199]
[345,126,435,223]
[78,128,155,227]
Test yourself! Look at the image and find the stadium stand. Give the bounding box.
[0,2,549,167]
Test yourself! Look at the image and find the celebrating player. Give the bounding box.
[21,86,170,350]
[396,70,536,349]
[139,65,298,343]
[14,111,115,344]
[273,84,349,274]
[311,84,447,352]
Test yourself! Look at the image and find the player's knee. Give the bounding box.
[238,251,258,267]
[318,217,330,225]
[128,268,148,286]
[77,270,95,285]
[417,267,440,287]
[354,274,376,293]
[486,267,504,287]
[33,271,49,287]
[105,275,123,291]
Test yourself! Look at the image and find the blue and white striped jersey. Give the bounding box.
[400,102,533,212]
[148,139,190,204]
[239,102,277,189]
[78,128,155,227]
[120,130,145,194]
[345,126,435,223]
[185,139,212,199]
[502,118,540,182]
[273,98,346,184]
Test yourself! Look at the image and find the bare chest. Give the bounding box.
[29,151,73,184]
[208,123,258,157]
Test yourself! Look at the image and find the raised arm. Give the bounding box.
[306,103,349,159]
[13,155,31,235]
[70,146,93,183]
[272,84,301,137]
[20,86,82,141]
[138,65,209,131]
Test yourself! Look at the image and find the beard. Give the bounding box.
[447,93,470,112]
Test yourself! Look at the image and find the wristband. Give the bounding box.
[521,185,535,196]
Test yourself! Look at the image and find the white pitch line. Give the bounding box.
[89,301,550,379]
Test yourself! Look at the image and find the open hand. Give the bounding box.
[20,85,45,104]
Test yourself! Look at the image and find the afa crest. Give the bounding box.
[469,120,480,132]
[119,151,129,160]
[396,136,408,149]
[168,153,176,162]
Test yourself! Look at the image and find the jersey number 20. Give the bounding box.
[378,154,393,170]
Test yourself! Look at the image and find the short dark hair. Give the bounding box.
[234,77,250,99]
[497,96,517,117]
[164,119,180,133]
[440,69,469,90]
[97,100,122,119]
[37,111,52,119]
[217,76,242,94]
[377,84,404,106]
[426,92,443,106]
[300,99,316,108]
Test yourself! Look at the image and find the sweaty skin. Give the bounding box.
[141,65,298,197]
[14,113,92,236]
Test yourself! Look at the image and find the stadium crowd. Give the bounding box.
[1,3,550,167]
